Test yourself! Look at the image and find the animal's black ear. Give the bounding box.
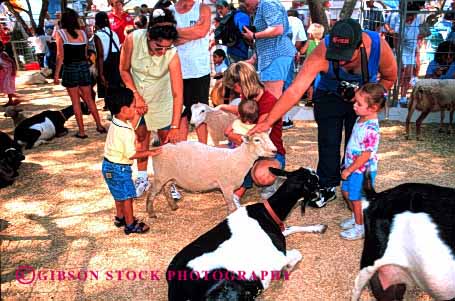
[269,167,287,177]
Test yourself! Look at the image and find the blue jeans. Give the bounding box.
[102,159,136,201]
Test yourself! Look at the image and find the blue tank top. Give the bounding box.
[315,30,381,95]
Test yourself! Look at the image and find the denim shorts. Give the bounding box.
[102,159,136,201]
[341,171,376,201]
[259,56,293,82]
[61,61,92,88]
[243,153,286,188]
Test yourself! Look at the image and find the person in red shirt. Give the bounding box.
[219,61,285,202]
[108,0,134,44]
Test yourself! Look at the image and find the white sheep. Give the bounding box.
[4,106,26,127]
[405,79,455,140]
[190,103,237,146]
[145,132,277,218]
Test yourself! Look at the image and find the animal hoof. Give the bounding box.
[171,203,179,211]
[319,224,328,234]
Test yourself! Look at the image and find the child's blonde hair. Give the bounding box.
[223,62,264,100]
[358,83,387,110]
[307,23,324,40]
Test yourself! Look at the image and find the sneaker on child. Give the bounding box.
[170,183,181,201]
[135,177,150,198]
[340,224,364,240]
[398,97,408,107]
[308,186,336,208]
[339,216,355,230]
[282,120,294,130]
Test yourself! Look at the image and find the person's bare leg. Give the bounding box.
[123,199,134,225]
[135,126,150,173]
[67,87,85,136]
[196,123,208,144]
[115,201,124,218]
[80,85,103,129]
[180,116,189,141]
[264,80,284,99]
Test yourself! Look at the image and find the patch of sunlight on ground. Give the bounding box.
[85,220,111,234]
[71,238,91,248]
[55,216,84,228]
[378,150,401,159]
[3,200,49,216]
[61,198,111,216]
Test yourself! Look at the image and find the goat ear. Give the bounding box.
[241,135,250,144]
[269,167,287,177]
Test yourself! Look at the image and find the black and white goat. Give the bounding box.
[0,131,25,188]
[13,103,89,149]
[167,167,327,301]
[352,175,455,301]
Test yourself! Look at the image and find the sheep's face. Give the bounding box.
[245,132,277,158]
[190,103,209,127]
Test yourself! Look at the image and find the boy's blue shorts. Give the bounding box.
[341,171,376,201]
[102,159,137,201]
[243,153,286,188]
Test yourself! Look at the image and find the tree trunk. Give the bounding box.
[38,0,50,30]
[339,0,358,20]
[3,2,32,36]
[307,0,329,34]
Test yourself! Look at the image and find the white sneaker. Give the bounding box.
[339,216,355,230]
[232,194,241,208]
[340,225,364,240]
[135,177,150,198]
[169,183,181,201]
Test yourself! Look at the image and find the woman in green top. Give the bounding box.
[120,8,184,197]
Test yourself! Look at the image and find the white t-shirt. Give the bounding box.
[95,27,121,61]
[288,16,307,45]
[28,35,50,54]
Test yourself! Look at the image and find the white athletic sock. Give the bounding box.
[354,223,364,232]
[137,171,148,180]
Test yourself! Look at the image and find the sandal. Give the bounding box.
[96,126,107,134]
[74,133,88,139]
[114,216,126,227]
[114,216,138,228]
[124,219,150,235]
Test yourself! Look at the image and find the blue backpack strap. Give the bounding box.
[365,30,381,83]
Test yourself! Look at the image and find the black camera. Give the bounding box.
[337,81,359,102]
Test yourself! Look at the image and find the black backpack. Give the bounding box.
[214,10,240,47]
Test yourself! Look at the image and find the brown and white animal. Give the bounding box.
[167,167,326,301]
[22,68,52,85]
[190,103,237,146]
[4,106,26,127]
[351,174,455,301]
[405,79,455,140]
[146,132,277,217]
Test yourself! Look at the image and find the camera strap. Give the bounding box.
[333,42,370,84]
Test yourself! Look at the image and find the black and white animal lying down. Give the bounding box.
[0,131,25,188]
[352,176,455,301]
[14,102,89,149]
[167,167,327,301]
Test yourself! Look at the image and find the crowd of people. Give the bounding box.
[2,0,455,238]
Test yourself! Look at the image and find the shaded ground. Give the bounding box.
[1,74,454,300]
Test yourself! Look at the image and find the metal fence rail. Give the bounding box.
[11,40,37,70]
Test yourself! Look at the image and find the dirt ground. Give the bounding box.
[1,73,454,300]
